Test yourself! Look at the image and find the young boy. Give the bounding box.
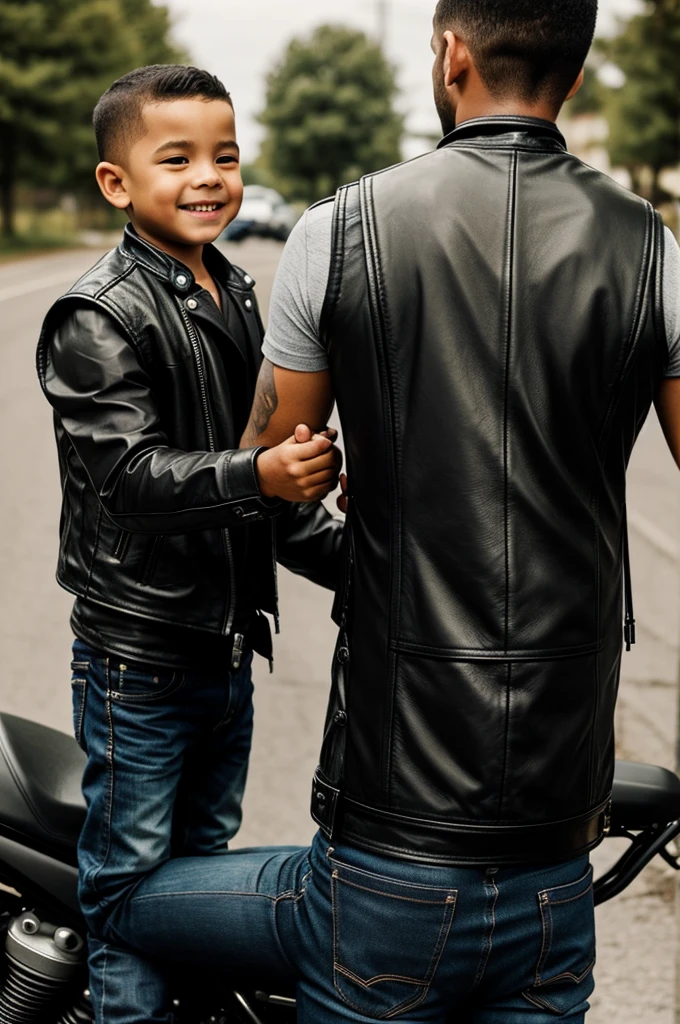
[36,65,343,1023]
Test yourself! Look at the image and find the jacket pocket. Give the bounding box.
[112,528,131,562]
[331,857,456,1019]
[138,535,165,586]
[523,864,595,1016]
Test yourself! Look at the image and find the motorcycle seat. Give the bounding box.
[0,713,85,855]
[611,760,680,830]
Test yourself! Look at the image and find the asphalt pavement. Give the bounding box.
[0,238,678,1021]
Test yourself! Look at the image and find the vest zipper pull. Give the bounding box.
[231,633,245,672]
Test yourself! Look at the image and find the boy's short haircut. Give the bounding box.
[434,0,598,106]
[93,64,233,164]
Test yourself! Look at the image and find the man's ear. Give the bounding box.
[565,67,585,102]
[442,30,470,88]
[95,162,131,210]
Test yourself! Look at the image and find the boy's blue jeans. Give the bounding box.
[108,832,596,1023]
[70,637,255,1024]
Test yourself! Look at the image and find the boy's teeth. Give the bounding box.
[186,203,219,211]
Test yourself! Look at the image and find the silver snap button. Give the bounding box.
[245,299,253,310]
[175,274,188,287]
[244,275,252,284]
[186,298,198,311]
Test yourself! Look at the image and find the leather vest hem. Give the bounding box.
[312,764,609,865]
[334,796,610,866]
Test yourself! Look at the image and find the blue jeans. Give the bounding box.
[109,832,596,1022]
[70,638,255,1024]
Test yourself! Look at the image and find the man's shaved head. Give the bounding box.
[434,0,598,106]
[93,64,233,165]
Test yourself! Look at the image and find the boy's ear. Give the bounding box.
[96,162,131,210]
[565,68,585,102]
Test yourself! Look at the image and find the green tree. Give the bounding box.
[598,0,680,202]
[258,24,404,203]
[0,0,185,238]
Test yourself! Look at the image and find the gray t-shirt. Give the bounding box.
[263,202,680,377]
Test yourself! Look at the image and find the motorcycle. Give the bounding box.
[0,711,679,1023]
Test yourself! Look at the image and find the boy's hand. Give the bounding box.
[256,424,342,502]
[337,473,349,514]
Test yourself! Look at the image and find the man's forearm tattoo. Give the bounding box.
[244,360,278,444]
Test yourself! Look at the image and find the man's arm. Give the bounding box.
[656,378,680,468]
[241,358,335,449]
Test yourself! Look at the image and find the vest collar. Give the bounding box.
[437,115,566,151]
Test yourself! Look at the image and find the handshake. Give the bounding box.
[255,424,347,509]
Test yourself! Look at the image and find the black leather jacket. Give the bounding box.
[36,225,343,638]
[312,117,667,865]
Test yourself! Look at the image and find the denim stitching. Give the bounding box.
[108,670,185,704]
[335,964,423,987]
[548,883,594,906]
[534,867,595,989]
[336,876,454,906]
[100,944,107,1024]
[472,875,499,990]
[328,855,455,895]
[331,867,456,1019]
[131,890,277,903]
[90,657,115,891]
[539,865,592,901]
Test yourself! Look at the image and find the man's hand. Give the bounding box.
[256,424,342,503]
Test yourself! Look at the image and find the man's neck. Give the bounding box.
[455,96,560,127]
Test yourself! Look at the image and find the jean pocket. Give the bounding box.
[108,662,185,703]
[523,864,595,1016]
[70,675,87,751]
[330,858,456,1020]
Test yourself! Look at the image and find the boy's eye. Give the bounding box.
[160,156,188,165]
[217,155,238,165]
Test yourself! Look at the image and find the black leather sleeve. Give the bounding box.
[43,308,284,533]
[276,501,345,591]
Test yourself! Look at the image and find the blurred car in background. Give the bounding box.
[222,185,298,242]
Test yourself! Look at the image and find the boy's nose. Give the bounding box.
[191,167,222,189]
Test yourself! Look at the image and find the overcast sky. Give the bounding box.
[158,0,642,162]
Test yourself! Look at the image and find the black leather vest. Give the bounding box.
[312,117,667,865]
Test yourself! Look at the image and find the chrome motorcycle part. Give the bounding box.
[58,989,94,1024]
[0,911,85,1023]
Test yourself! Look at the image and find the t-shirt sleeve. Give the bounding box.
[262,202,334,372]
[663,227,680,377]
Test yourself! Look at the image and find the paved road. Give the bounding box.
[0,240,678,1020]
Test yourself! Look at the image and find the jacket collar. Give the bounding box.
[119,223,256,296]
[437,115,566,151]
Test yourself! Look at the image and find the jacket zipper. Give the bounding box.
[179,302,236,636]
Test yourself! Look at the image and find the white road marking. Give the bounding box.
[628,508,680,564]
[0,270,82,304]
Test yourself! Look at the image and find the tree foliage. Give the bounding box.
[258,24,404,203]
[0,0,185,236]
[598,0,680,200]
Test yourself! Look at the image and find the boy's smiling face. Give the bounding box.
[96,97,243,258]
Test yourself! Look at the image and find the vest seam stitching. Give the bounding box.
[502,149,518,653]
[498,150,518,820]
[360,176,400,807]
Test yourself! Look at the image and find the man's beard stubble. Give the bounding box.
[433,54,457,136]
